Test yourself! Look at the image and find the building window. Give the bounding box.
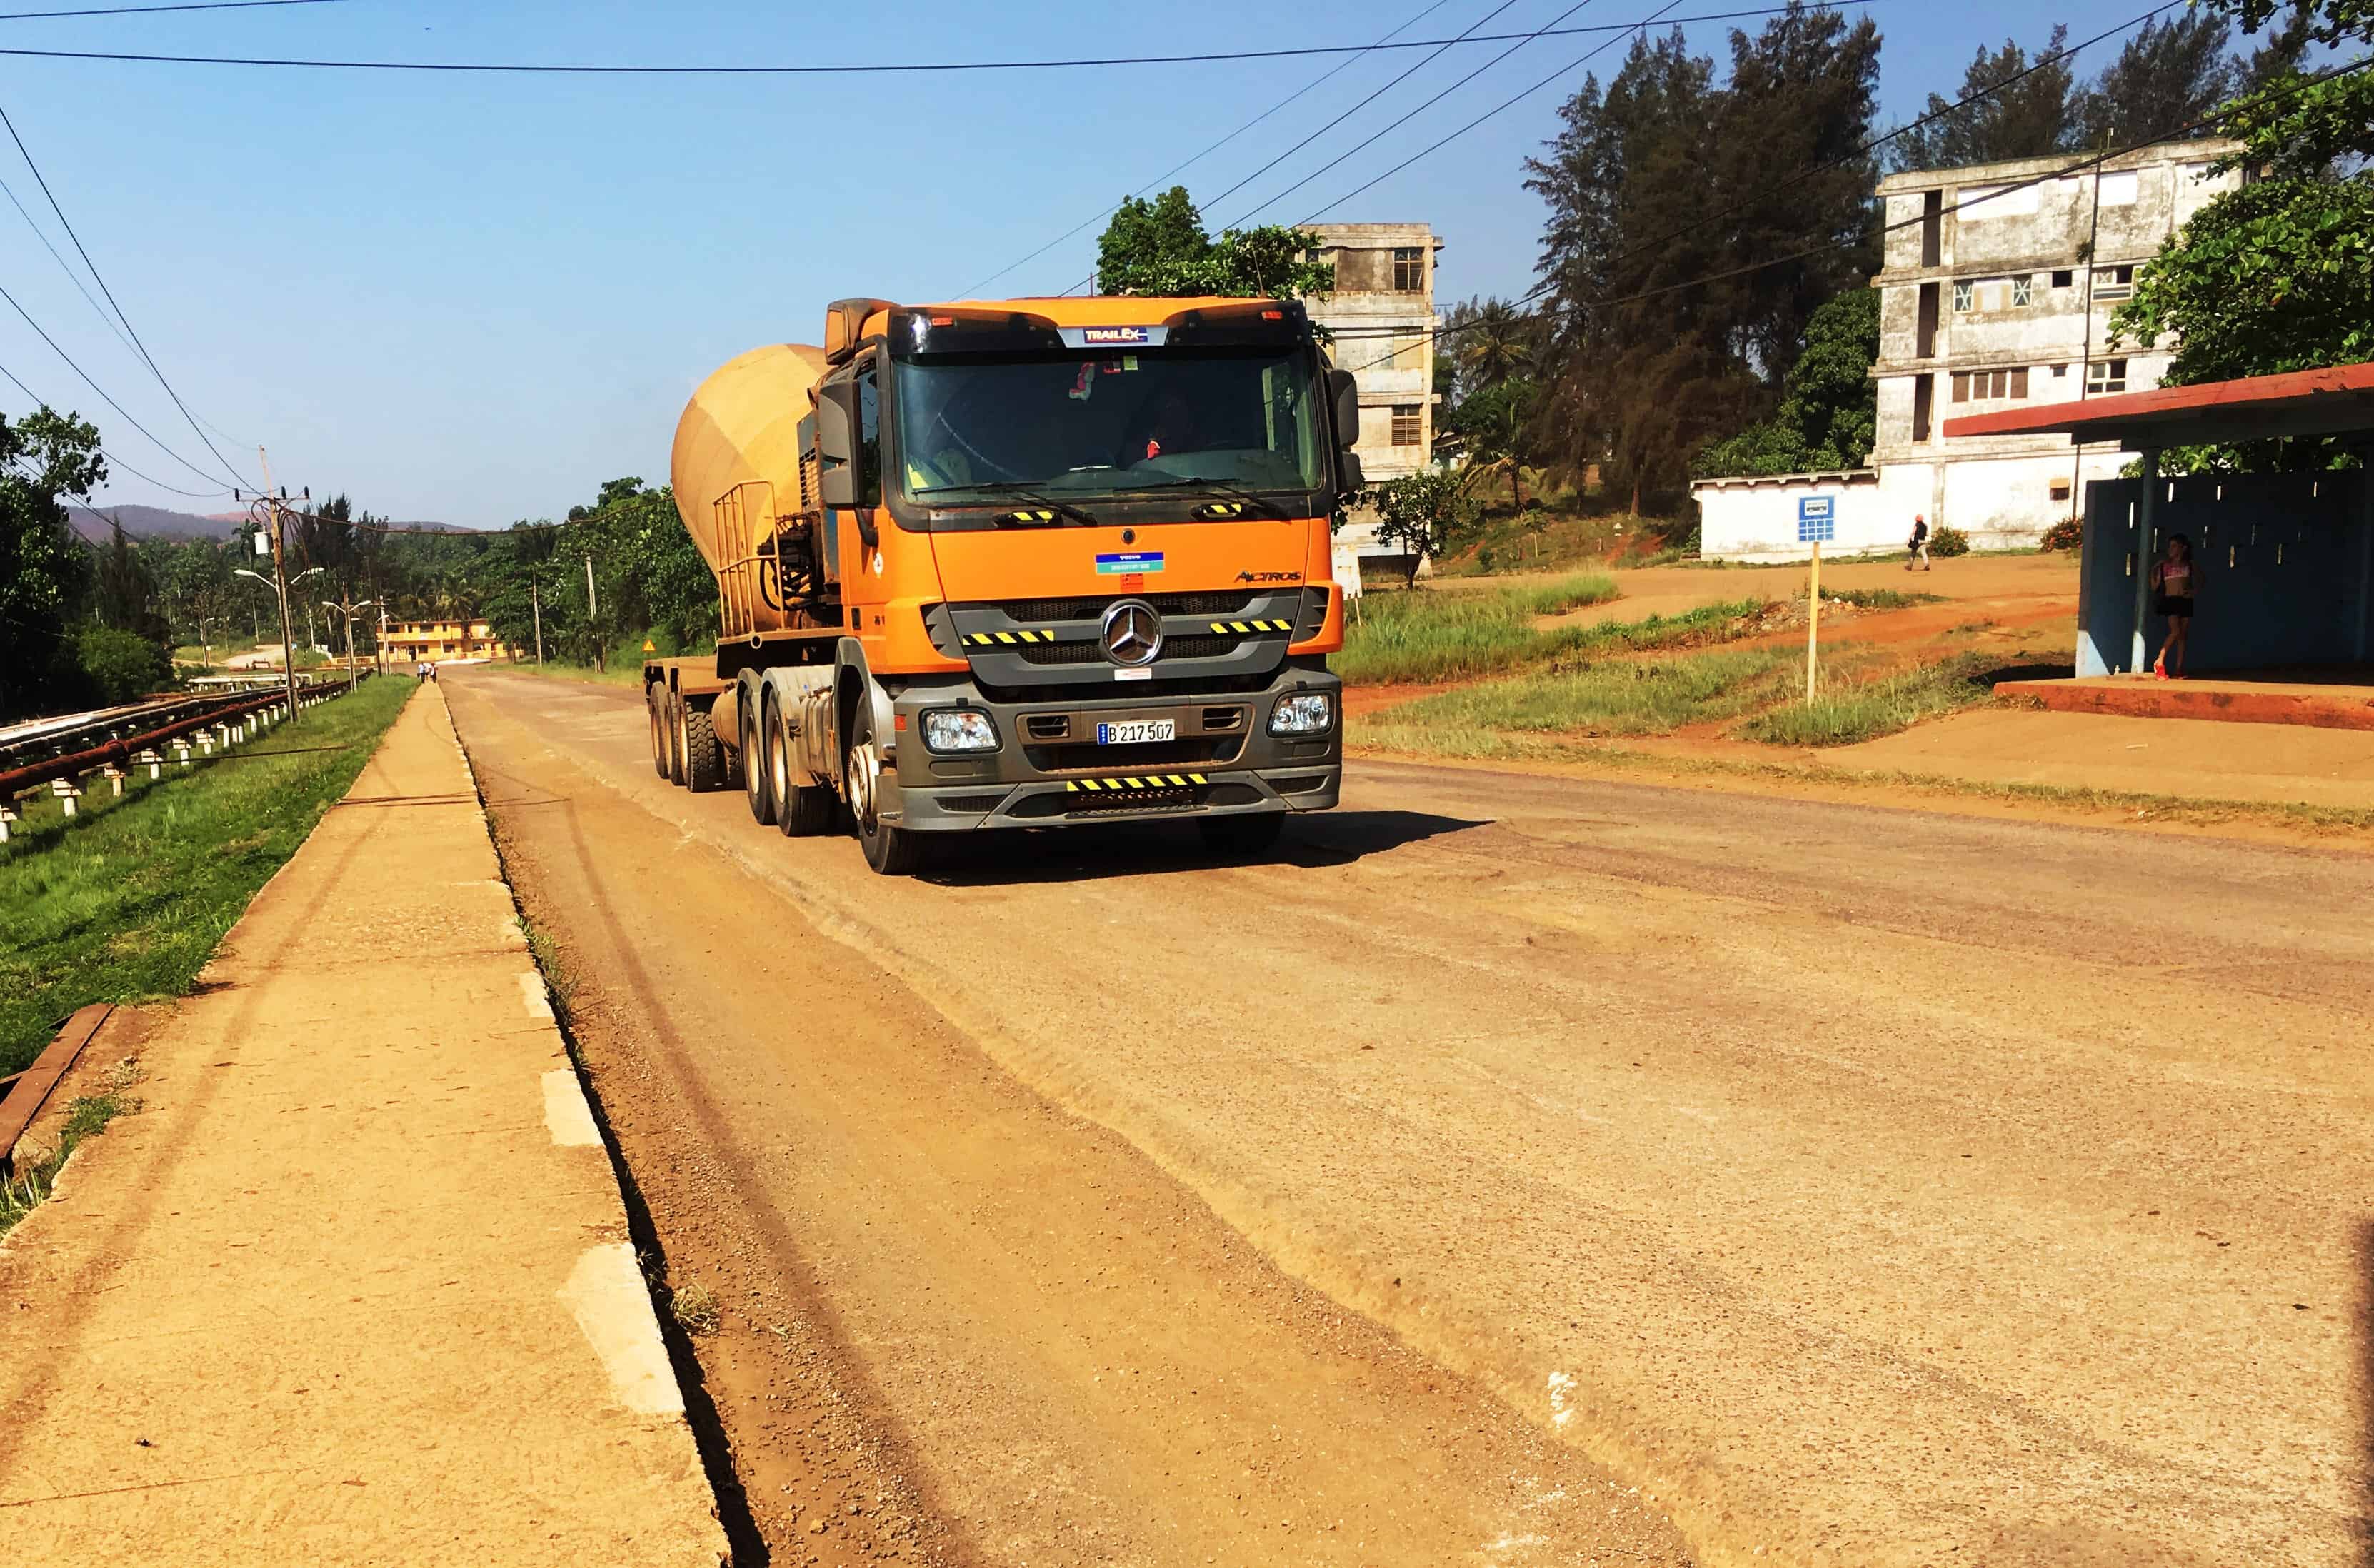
[1391,247,1426,291]
[2051,268,2073,288]
[2010,275,2033,307]
[1916,281,1939,358]
[1951,280,1974,312]
[1913,376,1934,441]
[2086,358,2128,394]
[2098,170,2139,206]
[2091,265,2135,301]
[2050,363,2068,378]
[1950,368,2028,403]
[1389,404,1423,445]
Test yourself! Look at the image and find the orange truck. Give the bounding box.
[645,294,1356,874]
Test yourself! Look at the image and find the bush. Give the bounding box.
[73,625,173,704]
[1930,524,1970,558]
[2038,516,2082,551]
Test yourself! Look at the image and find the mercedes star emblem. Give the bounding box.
[1100,600,1163,667]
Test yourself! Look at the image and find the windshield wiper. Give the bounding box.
[1109,476,1288,517]
[913,481,1100,526]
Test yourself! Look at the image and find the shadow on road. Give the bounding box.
[919,808,1490,887]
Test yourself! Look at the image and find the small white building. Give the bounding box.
[1698,140,2243,561]
[1693,470,1887,561]
[1300,222,1443,561]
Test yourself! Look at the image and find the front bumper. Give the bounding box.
[878,663,1342,832]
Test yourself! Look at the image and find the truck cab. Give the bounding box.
[653,295,1361,875]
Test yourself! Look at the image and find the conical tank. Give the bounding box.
[669,343,831,573]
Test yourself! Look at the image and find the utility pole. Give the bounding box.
[531,575,545,665]
[258,448,299,722]
[323,595,378,693]
[584,553,601,670]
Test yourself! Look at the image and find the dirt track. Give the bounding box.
[446,668,2374,1567]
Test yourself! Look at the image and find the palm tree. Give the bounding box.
[1456,297,1536,394]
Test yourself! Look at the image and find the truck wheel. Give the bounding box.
[741,696,776,825]
[647,684,669,778]
[682,703,726,793]
[769,690,836,838]
[666,690,689,786]
[1199,813,1283,859]
[846,708,926,875]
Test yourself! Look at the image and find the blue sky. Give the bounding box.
[0,0,2126,526]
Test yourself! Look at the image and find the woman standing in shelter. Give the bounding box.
[2151,533,2197,679]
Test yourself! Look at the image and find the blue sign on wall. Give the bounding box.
[1797,495,1836,543]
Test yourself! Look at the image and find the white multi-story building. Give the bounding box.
[1300,223,1443,560]
[1697,141,2245,561]
[1868,139,2243,548]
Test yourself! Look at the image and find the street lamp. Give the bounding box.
[323,598,379,692]
[235,564,323,685]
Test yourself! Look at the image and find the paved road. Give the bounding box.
[447,669,2374,1568]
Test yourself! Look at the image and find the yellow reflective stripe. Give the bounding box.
[1166,774,1187,786]
[1188,773,1208,785]
[1228,620,1250,633]
[1065,780,1081,792]
[996,631,1017,644]
[1208,622,1226,634]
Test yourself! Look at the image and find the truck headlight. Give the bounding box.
[921,708,999,753]
[1268,692,1334,736]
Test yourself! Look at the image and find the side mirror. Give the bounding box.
[1336,451,1364,498]
[1326,368,1360,451]
[816,380,858,508]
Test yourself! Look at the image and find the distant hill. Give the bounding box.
[66,503,471,543]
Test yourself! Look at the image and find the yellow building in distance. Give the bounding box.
[381,618,508,663]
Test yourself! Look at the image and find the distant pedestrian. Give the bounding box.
[1906,514,1931,572]
[2151,533,2197,680]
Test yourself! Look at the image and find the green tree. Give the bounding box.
[2078,13,2242,148]
[1892,26,2083,169]
[1370,468,1476,588]
[1448,378,1542,509]
[0,406,107,720]
[72,623,171,703]
[2111,0,2373,471]
[1696,289,1880,476]
[1094,186,1334,300]
[1528,4,1880,509]
[1452,297,1538,396]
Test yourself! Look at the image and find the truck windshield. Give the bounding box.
[894,347,1325,506]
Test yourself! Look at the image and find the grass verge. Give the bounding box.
[0,1057,144,1240]
[1338,573,1620,684]
[0,675,413,1080]
[1810,587,1946,610]
[1367,648,1790,743]
[1738,655,1996,746]
[1347,735,2374,841]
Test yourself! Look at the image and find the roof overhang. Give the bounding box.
[1940,362,2374,450]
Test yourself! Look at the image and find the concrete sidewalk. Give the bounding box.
[0,685,724,1564]
[1830,704,2374,809]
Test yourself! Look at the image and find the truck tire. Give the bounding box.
[846,706,926,876]
[1199,812,1284,859]
[666,689,688,786]
[648,683,669,779]
[681,702,726,793]
[768,690,836,838]
[741,695,776,825]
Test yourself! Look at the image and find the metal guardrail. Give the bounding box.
[0,675,368,842]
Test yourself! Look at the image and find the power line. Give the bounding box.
[957,0,1458,298]
[1336,0,2207,378]
[0,278,236,486]
[1348,55,2364,379]
[0,103,253,488]
[1198,0,1525,223]
[0,358,233,498]
[0,166,141,361]
[1291,0,1683,226]
[0,0,344,19]
[0,12,1882,74]
[1244,0,1642,231]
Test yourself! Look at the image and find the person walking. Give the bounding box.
[2150,533,2198,680]
[1906,514,1931,572]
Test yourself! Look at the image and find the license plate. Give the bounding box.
[1096,719,1176,745]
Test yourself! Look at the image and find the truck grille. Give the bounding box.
[1025,736,1243,773]
[996,591,1256,623]
[1016,633,1244,667]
